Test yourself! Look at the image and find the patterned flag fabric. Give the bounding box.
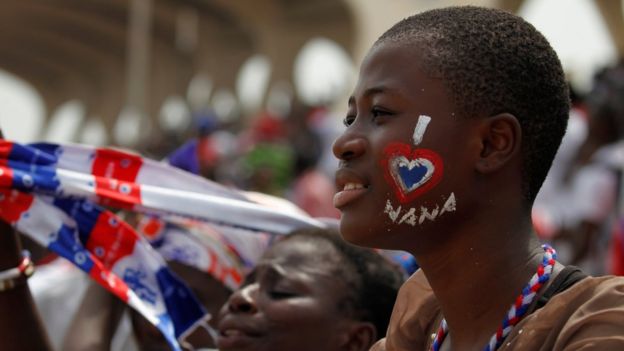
[137,215,271,291]
[0,140,323,350]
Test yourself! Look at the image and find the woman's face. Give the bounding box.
[216,238,357,351]
[332,41,481,251]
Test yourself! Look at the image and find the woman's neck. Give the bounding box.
[413,214,544,350]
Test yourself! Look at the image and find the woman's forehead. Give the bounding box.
[354,42,441,101]
[261,238,343,272]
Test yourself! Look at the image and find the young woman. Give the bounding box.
[332,6,624,351]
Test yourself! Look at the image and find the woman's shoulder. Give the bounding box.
[544,274,624,315]
[501,275,624,350]
[395,269,438,318]
[371,269,440,351]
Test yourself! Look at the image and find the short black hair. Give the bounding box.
[283,228,403,339]
[377,6,570,203]
[585,60,624,143]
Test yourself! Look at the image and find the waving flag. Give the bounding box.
[138,215,270,291]
[0,140,323,350]
[21,142,321,233]
[0,190,206,350]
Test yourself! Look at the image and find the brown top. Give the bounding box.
[372,269,624,351]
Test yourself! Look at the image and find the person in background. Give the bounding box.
[167,115,222,180]
[566,62,624,275]
[288,105,341,219]
[534,63,624,274]
[217,227,404,351]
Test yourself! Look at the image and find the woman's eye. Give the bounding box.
[343,108,391,126]
[371,108,390,118]
[268,290,296,299]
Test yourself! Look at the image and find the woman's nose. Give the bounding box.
[227,284,258,314]
[332,131,367,161]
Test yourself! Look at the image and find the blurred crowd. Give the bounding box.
[5,51,624,351]
[152,102,342,220]
[533,60,624,276]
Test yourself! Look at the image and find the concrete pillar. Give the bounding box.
[594,0,624,56]
[123,0,153,145]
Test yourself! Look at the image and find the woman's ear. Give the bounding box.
[341,321,377,351]
[475,113,522,174]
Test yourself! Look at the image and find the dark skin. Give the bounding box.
[63,280,126,351]
[0,221,53,351]
[217,237,375,351]
[332,41,563,350]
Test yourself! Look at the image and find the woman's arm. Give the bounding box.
[0,220,52,350]
[62,280,126,351]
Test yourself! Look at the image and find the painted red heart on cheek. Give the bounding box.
[381,142,444,204]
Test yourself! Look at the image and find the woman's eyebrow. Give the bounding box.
[266,262,288,277]
[364,86,391,97]
[349,85,400,105]
[252,261,289,280]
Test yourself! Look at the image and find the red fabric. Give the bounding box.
[611,223,624,276]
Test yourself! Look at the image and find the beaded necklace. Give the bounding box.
[430,244,557,351]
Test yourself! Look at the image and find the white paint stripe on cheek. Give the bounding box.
[412,115,432,146]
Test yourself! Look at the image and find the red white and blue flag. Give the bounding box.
[137,215,271,291]
[0,140,323,350]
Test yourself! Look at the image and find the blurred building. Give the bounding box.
[0,0,622,147]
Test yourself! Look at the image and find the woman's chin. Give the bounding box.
[338,217,381,248]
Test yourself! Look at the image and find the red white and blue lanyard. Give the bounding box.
[431,244,557,351]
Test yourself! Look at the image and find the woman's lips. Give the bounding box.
[216,328,262,349]
[333,182,368,208]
